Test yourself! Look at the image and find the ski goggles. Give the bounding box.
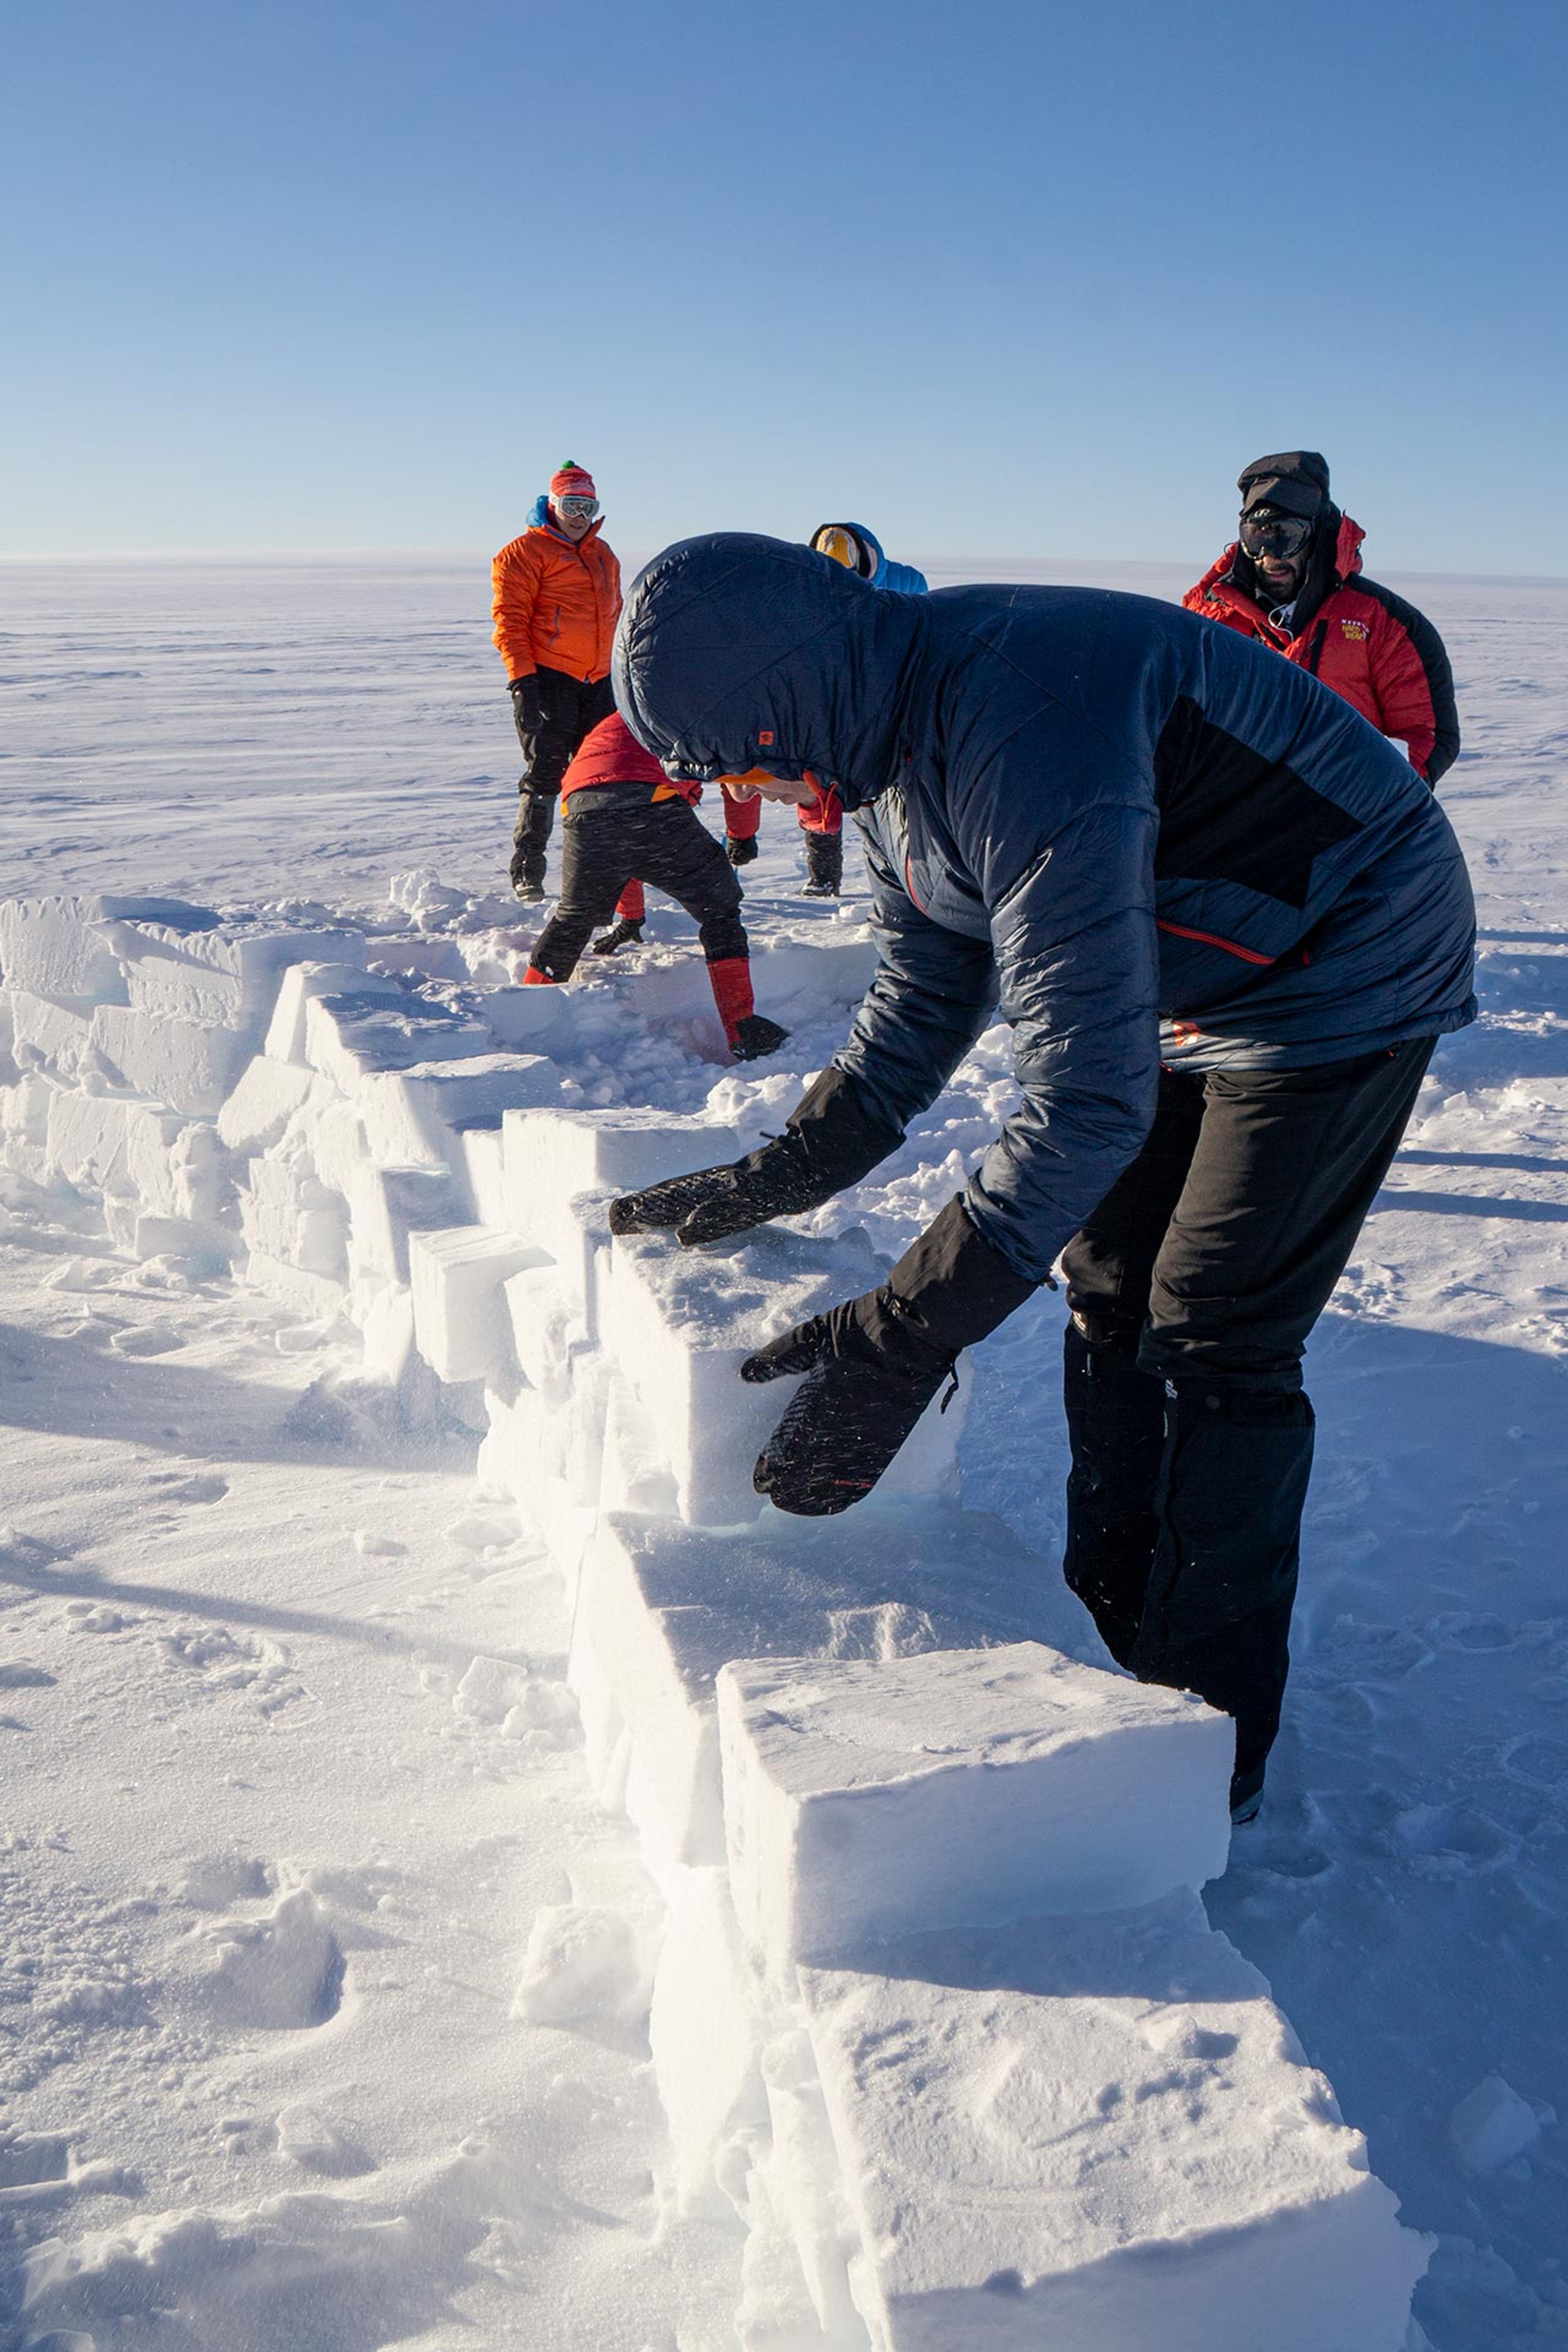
[1238,510,1314,561]
[555,494,599,521]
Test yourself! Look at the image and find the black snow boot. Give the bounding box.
[731,1013,790,1061]
[1131,1380,1316,1796]
[589,918,645,956]
[801,832,843,896]
[725,833,758,867]
[511,790,555,902]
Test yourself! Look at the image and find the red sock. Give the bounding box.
[615,879,646,923]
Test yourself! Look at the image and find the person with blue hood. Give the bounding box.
[606,532,1476,1819]
[720,522,930,895]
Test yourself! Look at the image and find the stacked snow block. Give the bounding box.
[0,886,1431,2350]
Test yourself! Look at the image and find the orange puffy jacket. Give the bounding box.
[1183,515,1459,783]
[491,506,622,684]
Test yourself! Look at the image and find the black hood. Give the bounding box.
[612,532,930,810]
[1237,450,1332,520]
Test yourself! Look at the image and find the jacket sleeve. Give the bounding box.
[1365,590,1461,785]
[834,827,999,1134]
[491,538,544,680]
[960,782,1161,1285]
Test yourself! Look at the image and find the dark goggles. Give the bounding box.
[1238,510,1313,562]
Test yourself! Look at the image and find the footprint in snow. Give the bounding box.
[157,1624,304,1713]
[147,1470,230,1504]
[0,1659,56,1688]
[202,1889,346,2029]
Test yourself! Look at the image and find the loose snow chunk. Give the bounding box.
[1449,2074,1548,2173]
[719,1643,1231,1984]
[569,1507,1073,1879]
[116,919,363,1033]
[601,1221,963,1526]
[216,1054,315,1154]
[799,1890,1431,2352]
[90,1004,245,1117]
[263,957,387,1065]
[408,1225,548,1384]
[302,988,494,1095]
[358,1055,559,1171]
[0,893,212,1003]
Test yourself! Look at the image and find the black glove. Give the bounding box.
[725,833,759,867]
[608,1066,901,1245]
[742,1197,1037,1515]
[508,674,543,737]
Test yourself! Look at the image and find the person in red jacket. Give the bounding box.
[1184,452,1460,785]
[492,461,622,900]
[523,714,790,1062]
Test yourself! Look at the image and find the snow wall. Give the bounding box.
[0,884,1434,2351]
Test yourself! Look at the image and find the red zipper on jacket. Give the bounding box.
[1156,918,1276,967]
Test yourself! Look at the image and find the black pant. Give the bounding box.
[1059,1038,1434,1789]
[511,669,617,884]
[529,798,747,982]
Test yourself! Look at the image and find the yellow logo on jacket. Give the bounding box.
[1341,619,1370,640]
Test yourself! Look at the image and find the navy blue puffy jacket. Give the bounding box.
[615,535,1476,1283]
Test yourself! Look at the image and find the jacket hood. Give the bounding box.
[1237,450,1332,520]
[613,532,929,807]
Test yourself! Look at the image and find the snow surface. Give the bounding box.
[1,555,1566,2351]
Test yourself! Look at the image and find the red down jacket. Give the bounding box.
[560,712,699,806]
[1183,514,1459,784]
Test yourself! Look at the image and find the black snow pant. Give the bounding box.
[529,797,747,983]
[511,668,616,887]
[1059,1037,1434,1797]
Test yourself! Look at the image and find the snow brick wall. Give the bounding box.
[0,886,1434,2350]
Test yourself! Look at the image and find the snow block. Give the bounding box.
[649,1866,767,2215]
[798,1891,1431,2352]
[7,991,110,1085]
[263,956,386,1064]
[454,1119,508,1227]
[43,1089,146,1196]
[363,933,469,982]
[601,1220,964,1527]
[719,1643,1232,1988]
[241,1250,347,1322]
[302,987,494,1094]
[408,1224,548,1385]
[238,1158,348,1276]
[89,1003,245,1117]
[116,919,363,1032]
[502,1262,586,1405]
[215,1054,316,1155]
[501,1107,744,1273]
[345,1160,459,1283]
[481,983,580,1052]
[357,1054,559,1171]
[0,893,212,1003]
[568,1507,1073,1880]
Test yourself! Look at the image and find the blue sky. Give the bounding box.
[6,0,1563,569]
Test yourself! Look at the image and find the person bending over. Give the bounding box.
[606,533,1475,1819]
[524,713,789,1064]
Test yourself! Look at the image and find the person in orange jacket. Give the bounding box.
[523,713,790,1062]
[1183,452,1459,785]
[492,461,622,900]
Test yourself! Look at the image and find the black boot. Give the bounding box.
[1131,1381,1316,1797]
[511,789,556,902]
[731,1013,790,1061]
[1061,1314,1167,1666]
[801,832,842,896]
[589,918,644,956]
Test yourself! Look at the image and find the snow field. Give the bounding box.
[0,883,1434,2348]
